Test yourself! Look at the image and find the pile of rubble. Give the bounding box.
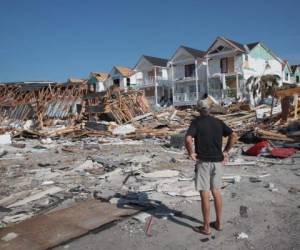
[0,82,88,130]
[1,81,300,144]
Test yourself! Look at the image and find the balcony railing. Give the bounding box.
[173,89,237,106]
[136,76,170,87]
[173,92,200,103]
[174,76,196,82]
[208,88,237,100]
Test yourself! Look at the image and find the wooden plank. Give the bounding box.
[256,128,294,141]
[86,104,105,113]
[275,87,300,98]
[0,199,139,250]
[85,121,108,131]
[294,94,298,119]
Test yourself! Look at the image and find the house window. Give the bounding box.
[184,64,195,78]
[245,55,248,61]
[126,78,131,87]
[296,76,299,83]
[113,79,120,87]
[156,68,163,78]
[220,58,228,73]
[285,73,289,81]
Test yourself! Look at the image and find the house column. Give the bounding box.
[222,74,226,99]
[171,63,175,105]
[154,66,158,105]
[206,56,210,95]
[236,73,239,99]
[195,59,199,101]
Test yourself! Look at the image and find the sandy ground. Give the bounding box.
[1,138,300,250]
[54,146,300,250]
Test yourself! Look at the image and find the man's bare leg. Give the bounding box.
[200,191,211,234]
[211,189,222,230]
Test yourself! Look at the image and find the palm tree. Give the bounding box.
[246,74,280,106]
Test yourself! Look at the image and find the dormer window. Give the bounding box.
[217,46,224,51]
[210,45,225,54]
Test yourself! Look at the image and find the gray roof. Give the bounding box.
[226,38,246,51]
[143,55,168,67]
[246,42,260,50]
[180,46,206,58]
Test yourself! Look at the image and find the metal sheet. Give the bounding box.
[0,199,139,250]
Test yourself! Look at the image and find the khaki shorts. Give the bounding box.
[195,161,223,191]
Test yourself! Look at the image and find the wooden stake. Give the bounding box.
[294,94,298,119]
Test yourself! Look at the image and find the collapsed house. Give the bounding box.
[0,81,88,129]
[0,81,152,139]
[84,87,151,127]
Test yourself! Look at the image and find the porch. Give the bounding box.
[173,91,204,106]
[173,80,207,107]
[140,85,172,106]
[208,73,243,100]
[136,76,170,87]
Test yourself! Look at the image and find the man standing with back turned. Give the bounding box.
[185,99,236,235]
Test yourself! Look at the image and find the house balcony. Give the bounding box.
[136,76,171,88]
[208,71,242,79]
[173,88,237,107]
[173,76,196,83]
[208,88,237,100]
[173,92,203,106]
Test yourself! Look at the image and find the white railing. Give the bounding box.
[136,76,170,87]
[173,89,237,105]
[208,88,237,100]
[135,76,154,86]
[174,76,196,82]
[173,92,200,103]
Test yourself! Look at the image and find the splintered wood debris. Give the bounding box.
[0,82,299,141]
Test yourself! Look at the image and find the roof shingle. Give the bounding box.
[115,66,135,77]
[180,46,206,58]
[90,72,109,81]
[246,42,260,50]
[143,55,168,67]
[225,38,246,51]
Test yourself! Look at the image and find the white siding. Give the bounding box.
[96,81,105,92]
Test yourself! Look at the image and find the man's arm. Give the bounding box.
[223,131,237,153]
[185,135,197,161]
[223,132,237,161]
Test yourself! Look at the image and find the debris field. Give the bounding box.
[0,85,300,250]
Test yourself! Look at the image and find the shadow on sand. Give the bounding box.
[115,191,203,230]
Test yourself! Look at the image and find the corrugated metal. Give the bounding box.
[0,82,87,126]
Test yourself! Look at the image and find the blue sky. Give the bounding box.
[0,0,299,82]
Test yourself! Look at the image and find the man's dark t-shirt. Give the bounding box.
[186,115,232,162]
